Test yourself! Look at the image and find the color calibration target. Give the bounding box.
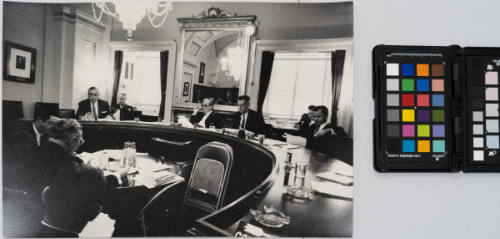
[471,62,500,162]
[385,62,447,157]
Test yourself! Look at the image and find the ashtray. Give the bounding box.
[250,205,290,228]
[286,185,312,199]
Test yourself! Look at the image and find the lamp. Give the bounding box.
[92,1,172,41]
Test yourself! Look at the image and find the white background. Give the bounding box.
[354,0,500,238]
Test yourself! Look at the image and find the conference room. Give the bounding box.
[2,1,353,237]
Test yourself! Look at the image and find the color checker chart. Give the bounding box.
[375,45,500,172]
[386,63,446,154]
[463,48,500,171]
[374,45,454,171]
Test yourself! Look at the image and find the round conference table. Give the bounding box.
[4,120,353,237]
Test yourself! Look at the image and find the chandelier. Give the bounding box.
[92,1,172,41]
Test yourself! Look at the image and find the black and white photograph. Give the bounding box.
[2,1,353,238]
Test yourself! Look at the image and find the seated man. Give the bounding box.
[5,109,59,175]
[76,87,110,120]
[27,119,86,231]
[189,97,224,128]
[38,162,108,237]
[305,105,336,152]
[111,93,135,120]
[294,105,316,137]
[233,95,268,135]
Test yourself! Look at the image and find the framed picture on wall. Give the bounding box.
[183,82,190,96]
[3,41,36,84]
[199,62,205,83]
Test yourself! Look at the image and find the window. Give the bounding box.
[120,51,161,116]
[262,52,332,127]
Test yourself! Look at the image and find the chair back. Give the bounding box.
[3,100,23,121]
[182,141,233,215]
[58,109,75,119]
[139,180,185,236]
[34,102,59,118]
[149,138,193,162]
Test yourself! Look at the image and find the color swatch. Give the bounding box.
[384,62,447,155]
[470,63,500,162]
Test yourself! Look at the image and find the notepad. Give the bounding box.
[134,171,182,189]
[316,172,354,186]
[310,181,353,199]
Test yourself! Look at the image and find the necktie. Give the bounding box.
[241,114,246,129]
[91,103,97,119]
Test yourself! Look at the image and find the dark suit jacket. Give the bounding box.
[38,224,78,238]
[305,122,335,152]
[76,99,110,119]
[111,103,135,120]
[9,142,83,237]
[189,111,224,128]
[4,125,49,185]
[233,110,268,135]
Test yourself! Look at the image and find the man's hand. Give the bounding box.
[193,105,201,115]
[314,128,335,137]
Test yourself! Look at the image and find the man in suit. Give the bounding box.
[76,87,110,120]
[111,93,135,120]
[234,95,268,135]
[5,119,86,237]
[294,105,316,137]
[4,110,59,186]
[305,105,336,152]
[189,97,224,128]
[38,163,107,238]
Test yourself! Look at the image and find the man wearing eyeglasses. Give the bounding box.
[189,97,224,128]
[76,87,111,120]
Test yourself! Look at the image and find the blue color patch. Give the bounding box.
[417,79,430,91]
[401,64,415,76]
[402,140,415,153]
[432,94,445,107]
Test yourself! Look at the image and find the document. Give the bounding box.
[178,115,194,128]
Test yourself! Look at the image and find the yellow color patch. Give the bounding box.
[402,109,415,122]
[416,64,429,76]
[418,140,431,152]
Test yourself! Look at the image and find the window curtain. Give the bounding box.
[159,51,169,120]
[111,51,124,106]
[330,50,346,127]
[257,51,275,114]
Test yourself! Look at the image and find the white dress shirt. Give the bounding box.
[198,111,212,128]
[90,101,99,118]
[240,112,248,129]
[32,123,41,146]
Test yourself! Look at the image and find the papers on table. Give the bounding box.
[77,152,96,164]
[178,115,194,128]
[79,213,115,238]
[311,180,353,199]
[316,172,354,186]
[285,133,307,147]
[134,171,183,189]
